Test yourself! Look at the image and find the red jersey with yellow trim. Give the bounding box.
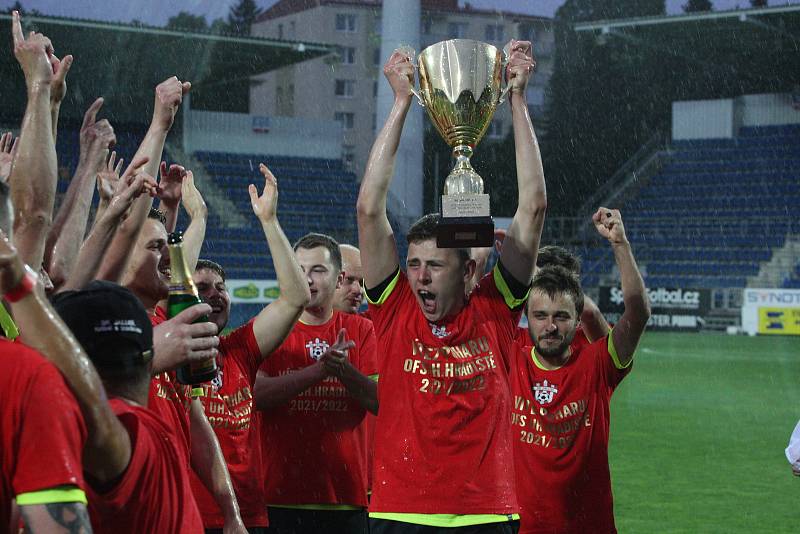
[1,340,87,534]
[190,320,267,527]
[88,398,203,534]
[259,311,377,506]
[367,268,523,515]
[148,309,192,458]
[509,334,631,534]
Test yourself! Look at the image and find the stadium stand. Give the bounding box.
[580,124,800,292]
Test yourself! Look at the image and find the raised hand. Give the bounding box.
[97,151,124,204]
[505,39,535,96]
[320,329,356,378]
[592,207,628,245]
[104,172,158,223]
[249,163,279,223]
[157,161,186,207]
[49,53,73,107]
[0,133,18,184]
[153,76,191,131]
[181,171,207,221]
[11,11,54,89]
[80,98,116,155]
[383,50,415,101]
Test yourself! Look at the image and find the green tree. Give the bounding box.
[227,0,263,36]
[166,11,208,32]
[683,0,713,12]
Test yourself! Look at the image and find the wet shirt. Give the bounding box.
[0,340,87,534]
[509,334,631,534]
[259,311,377,507]
[367,267,523,515]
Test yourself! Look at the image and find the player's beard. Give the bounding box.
[534,328,577,359]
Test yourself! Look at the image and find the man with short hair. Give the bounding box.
[359,41,545,533]
[333,243,365,314]
[188,164,312,533]
[510,208,650,534]
[255,231,377,534]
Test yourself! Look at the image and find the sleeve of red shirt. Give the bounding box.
[594,333,633,392]
[366,271,412,342]
[473,269,525,370]
[354,318,378,377]
[13,359,87,496]
[220,320,262,383]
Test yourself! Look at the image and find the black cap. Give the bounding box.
[52,281,153,369]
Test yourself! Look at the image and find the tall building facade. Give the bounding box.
[251,0,554,181]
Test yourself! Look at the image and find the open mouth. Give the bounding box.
[158,266,171,279]
[418,290,437,314]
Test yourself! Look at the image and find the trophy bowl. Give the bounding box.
[411,39,509,248]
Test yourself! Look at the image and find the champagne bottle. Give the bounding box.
[167,231,218,387]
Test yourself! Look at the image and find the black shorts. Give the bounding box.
[265,506,368,534]
[368,518,520,534]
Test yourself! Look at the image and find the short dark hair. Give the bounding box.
[196,259,226,281]
[294,233,342,271]
[537,245,581,275]
[406,213,470,264]
[147,208,167,226]
[530,265,584,317]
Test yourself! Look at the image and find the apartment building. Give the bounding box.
[251,0,554,179]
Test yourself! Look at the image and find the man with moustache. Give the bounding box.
[509,209,650,534]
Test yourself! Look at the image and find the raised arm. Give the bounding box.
[250,164,310,359]
[580,295,611,342]
[46,98,116,290]
[356,51,414,288]
[156,161,186,233]
[91,151,124,229]
[48,52,72,142]
[189,399,246,534]
[0,232,132,485]
[254,335,355,411]
[178,170,207,271]
[8,12,58,270]
[593,208,650,367]
[498,40,547,285]
[96,76,190,281]
[60,172,157,292]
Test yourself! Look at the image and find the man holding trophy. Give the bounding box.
[357,39,546,533]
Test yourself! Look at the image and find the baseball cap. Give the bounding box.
[52,280,153,369]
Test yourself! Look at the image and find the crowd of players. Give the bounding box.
[0,11,651,534]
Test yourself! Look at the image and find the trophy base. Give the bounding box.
[435,215,495,248]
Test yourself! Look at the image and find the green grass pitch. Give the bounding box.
[609,332,800,533]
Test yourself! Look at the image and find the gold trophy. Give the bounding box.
[408,39,511,248]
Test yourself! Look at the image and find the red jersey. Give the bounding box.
[367,268,522,515]
[148,310,192,457]
[190,321,267,527]
[259,311,377,506]
[509,334,631,534]
[88,399,203,534]
[0,340,87,534]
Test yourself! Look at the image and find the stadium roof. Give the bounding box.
[572,4,800,90]
[0,13,333,124]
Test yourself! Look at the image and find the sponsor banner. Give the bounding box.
[228,279,279,304]
[599,286,710,332]
[742,289,800,336]
[758,307,800,335]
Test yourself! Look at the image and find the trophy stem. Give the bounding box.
[444,145,484,195]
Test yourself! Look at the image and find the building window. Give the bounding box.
[373,80,378,97]
[337,46,356,65]
[373,48,380,66]
[487,119,504,139]
[485,24,504,43]
[448,22,468,39]
[336,13,357,32]
[343,145,356,170]
[277,24,283,39]
[374,17,382,36]
[335,79,355,98]
[335,112,355,130]
[289,21,296,39]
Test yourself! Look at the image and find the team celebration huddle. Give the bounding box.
[1,10,651,534]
